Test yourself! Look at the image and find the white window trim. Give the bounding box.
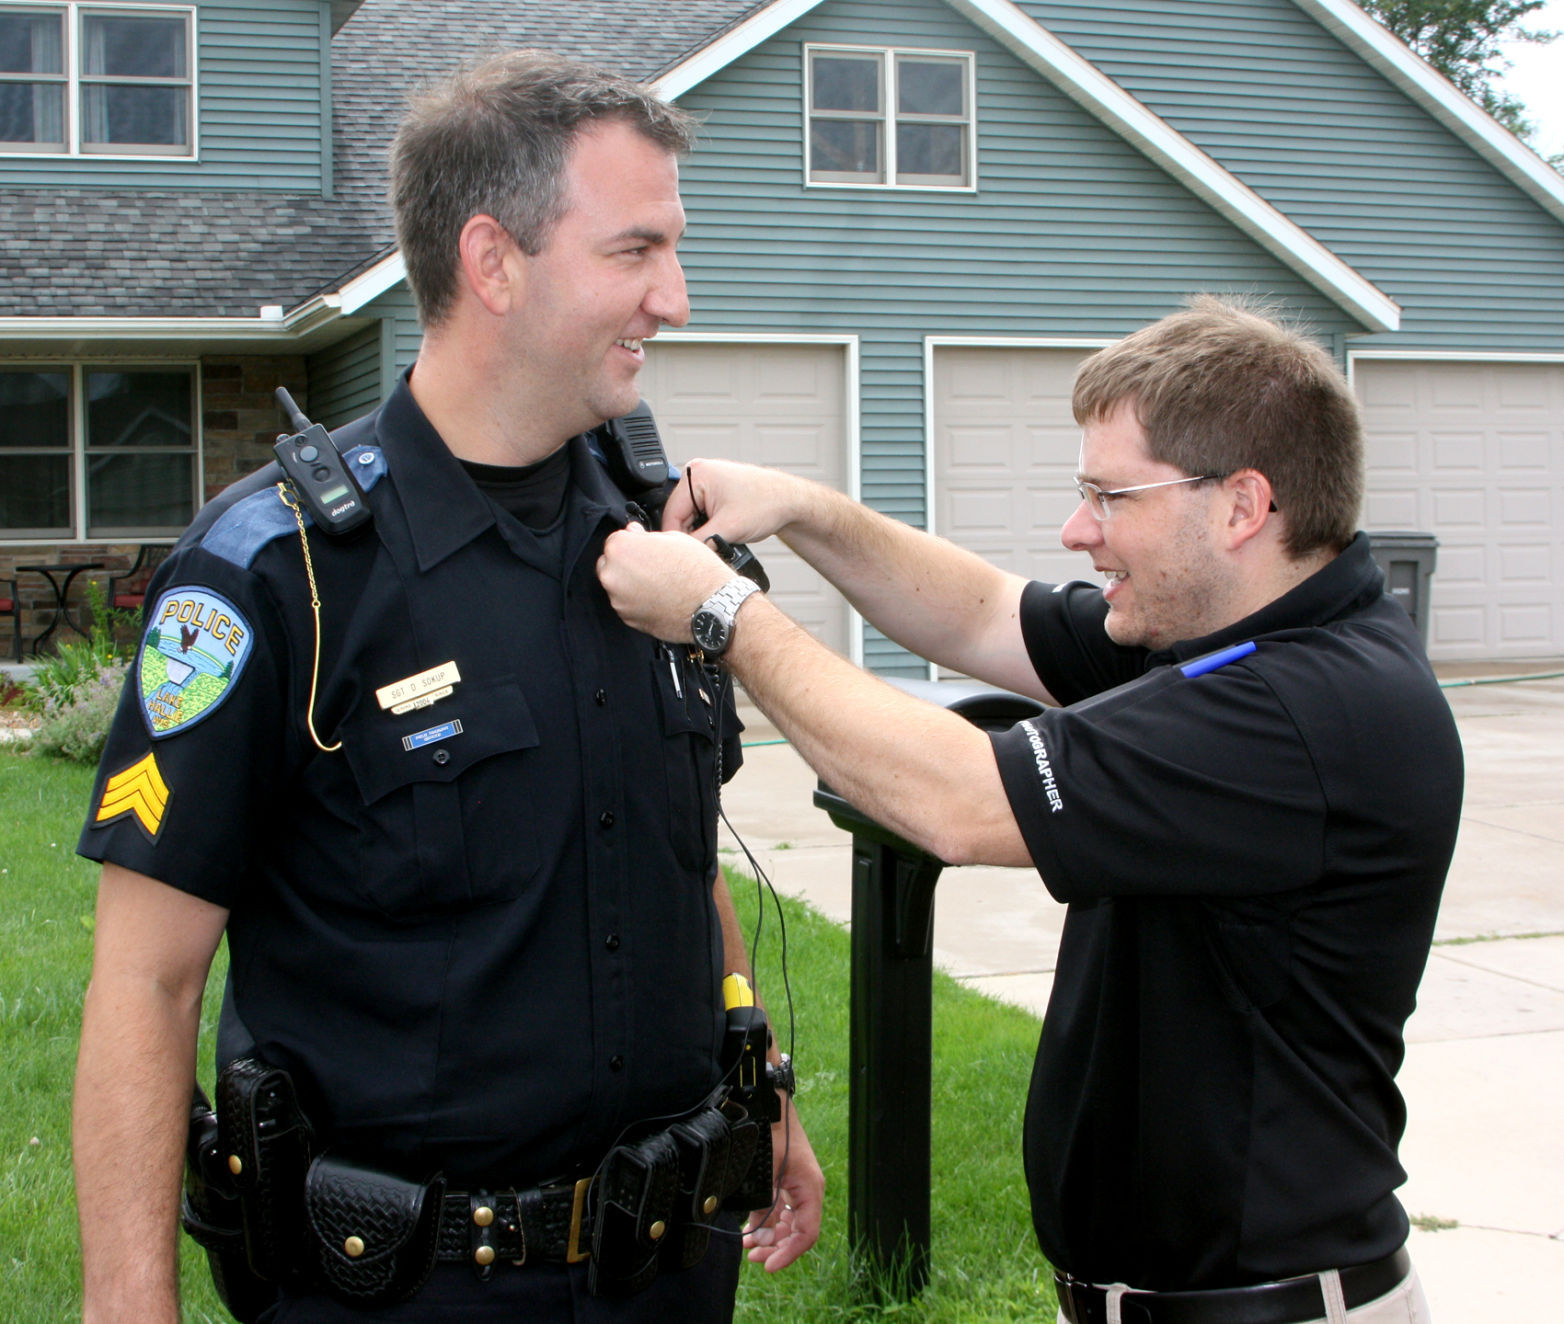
[1,358,202,543]
[803,43,976,194]
[0,0,198,160]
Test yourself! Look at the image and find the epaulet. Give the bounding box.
[199,419,387,569]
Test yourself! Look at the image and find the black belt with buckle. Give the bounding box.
[1054,1247,1412,1324]
[434,1178,594,1270]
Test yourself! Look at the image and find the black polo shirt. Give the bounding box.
[80,377,742,1186]
[989,535,1463,1289]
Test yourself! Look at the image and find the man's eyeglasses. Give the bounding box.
[1073,474,1221,521]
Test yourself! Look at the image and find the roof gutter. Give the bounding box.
[0,292,345,346]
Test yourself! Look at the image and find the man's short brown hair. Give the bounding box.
[1072,296,1364,557]
[389,49,698,328]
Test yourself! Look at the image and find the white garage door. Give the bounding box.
[931,346,1094,587]
[1355,359,1564,661]
[639,341,851,656]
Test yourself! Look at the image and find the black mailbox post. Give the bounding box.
[812,678,1046,1297]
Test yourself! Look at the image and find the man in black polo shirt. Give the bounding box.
[73,51,820,1323]
[598,298,1461,1322]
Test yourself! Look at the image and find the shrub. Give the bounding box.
[24,581,134,715]
[30,661,130,764]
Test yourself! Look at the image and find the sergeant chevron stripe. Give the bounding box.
[95,751,170,841]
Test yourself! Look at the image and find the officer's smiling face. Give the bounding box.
[1060,398,1235,649]
[510,118,690,441]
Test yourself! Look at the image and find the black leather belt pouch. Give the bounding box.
[216,1056,314,1284]
[587,1130,681,1297]
[720,1096,774,1213]
[181,1085,279,1324]
[303,1154,446,1307]
[663,1106,733,1269]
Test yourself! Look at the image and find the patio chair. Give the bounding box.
[107,544,172,613]
[1,574,21,662]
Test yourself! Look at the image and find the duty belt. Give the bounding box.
[184,1058,778,1318]
[435,1179,594,1269]
[1054,1246,1412,1324]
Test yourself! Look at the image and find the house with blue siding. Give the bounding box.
[3,0,1562,665]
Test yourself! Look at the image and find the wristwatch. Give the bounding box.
[692,577,762,655]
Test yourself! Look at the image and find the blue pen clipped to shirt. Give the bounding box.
[1179,641,1257,678]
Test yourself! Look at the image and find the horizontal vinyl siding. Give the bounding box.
[1021,0,1564,351]
[308,322,382,429]
[675,0,1361,672]
[0,0,327,191]
[677,0,1351,654]
[364,285,422,377]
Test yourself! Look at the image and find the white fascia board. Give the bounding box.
[945,0,1399,332]
[1296,0,1564,229]
[651,0,826,100]
[651,0,1398,332]
[337,250,407,315]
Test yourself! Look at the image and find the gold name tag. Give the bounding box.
[376,661,461,712]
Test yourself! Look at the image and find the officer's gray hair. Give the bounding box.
[389,49,698,328]
[1072,295,1364,558]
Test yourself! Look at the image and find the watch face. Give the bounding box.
[692,609,728,653]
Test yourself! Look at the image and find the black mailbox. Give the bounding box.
[813,678,1046,1297]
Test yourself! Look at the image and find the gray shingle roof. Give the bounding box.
[0,0,765,319]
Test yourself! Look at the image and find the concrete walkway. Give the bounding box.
[719,663,1564,1317]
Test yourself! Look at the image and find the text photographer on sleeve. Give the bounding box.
[598,298,1461,1324]
[73,50,821,1324]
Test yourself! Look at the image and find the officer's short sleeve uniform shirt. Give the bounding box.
[79,377,743,1187]
[988,536,1463,1290]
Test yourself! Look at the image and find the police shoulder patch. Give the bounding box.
[138,587,255,738]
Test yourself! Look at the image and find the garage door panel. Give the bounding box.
[1497,431,1552,469]
[1431,487,1486,528]
[1364,488,1421,527]
[933,346,1093,596]
[1499,604,1552,646]
[639,343,850,657]
[1437,543,1486,586]
[1373,430,1419,471]
[1497,488,1550,525]
[1431,431,1483,469]
[1497,541,1550,581]
[1358,359,1564,660]
[1494,365,1556,410]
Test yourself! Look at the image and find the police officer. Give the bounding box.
[74,51,821,1323]
[598,299,1460,1322]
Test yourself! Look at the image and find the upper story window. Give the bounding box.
[805,45,974,190]
[0,3,194,157]
[0,364,198,539]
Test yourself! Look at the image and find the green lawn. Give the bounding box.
[0,748,1056,1321]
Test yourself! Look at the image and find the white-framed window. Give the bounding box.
[0,2,195,157]
[805,44,974,190]
[0,363,198,539]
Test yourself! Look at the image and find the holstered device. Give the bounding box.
[180,1085,279,1323]
[662,1102,733,1269]
[303,1154,447,1307]
[719,999,780,1212]
[215,1056,315,1285]
[587,1129,682,1297]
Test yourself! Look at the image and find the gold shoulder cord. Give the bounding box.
[277,482,342,753]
